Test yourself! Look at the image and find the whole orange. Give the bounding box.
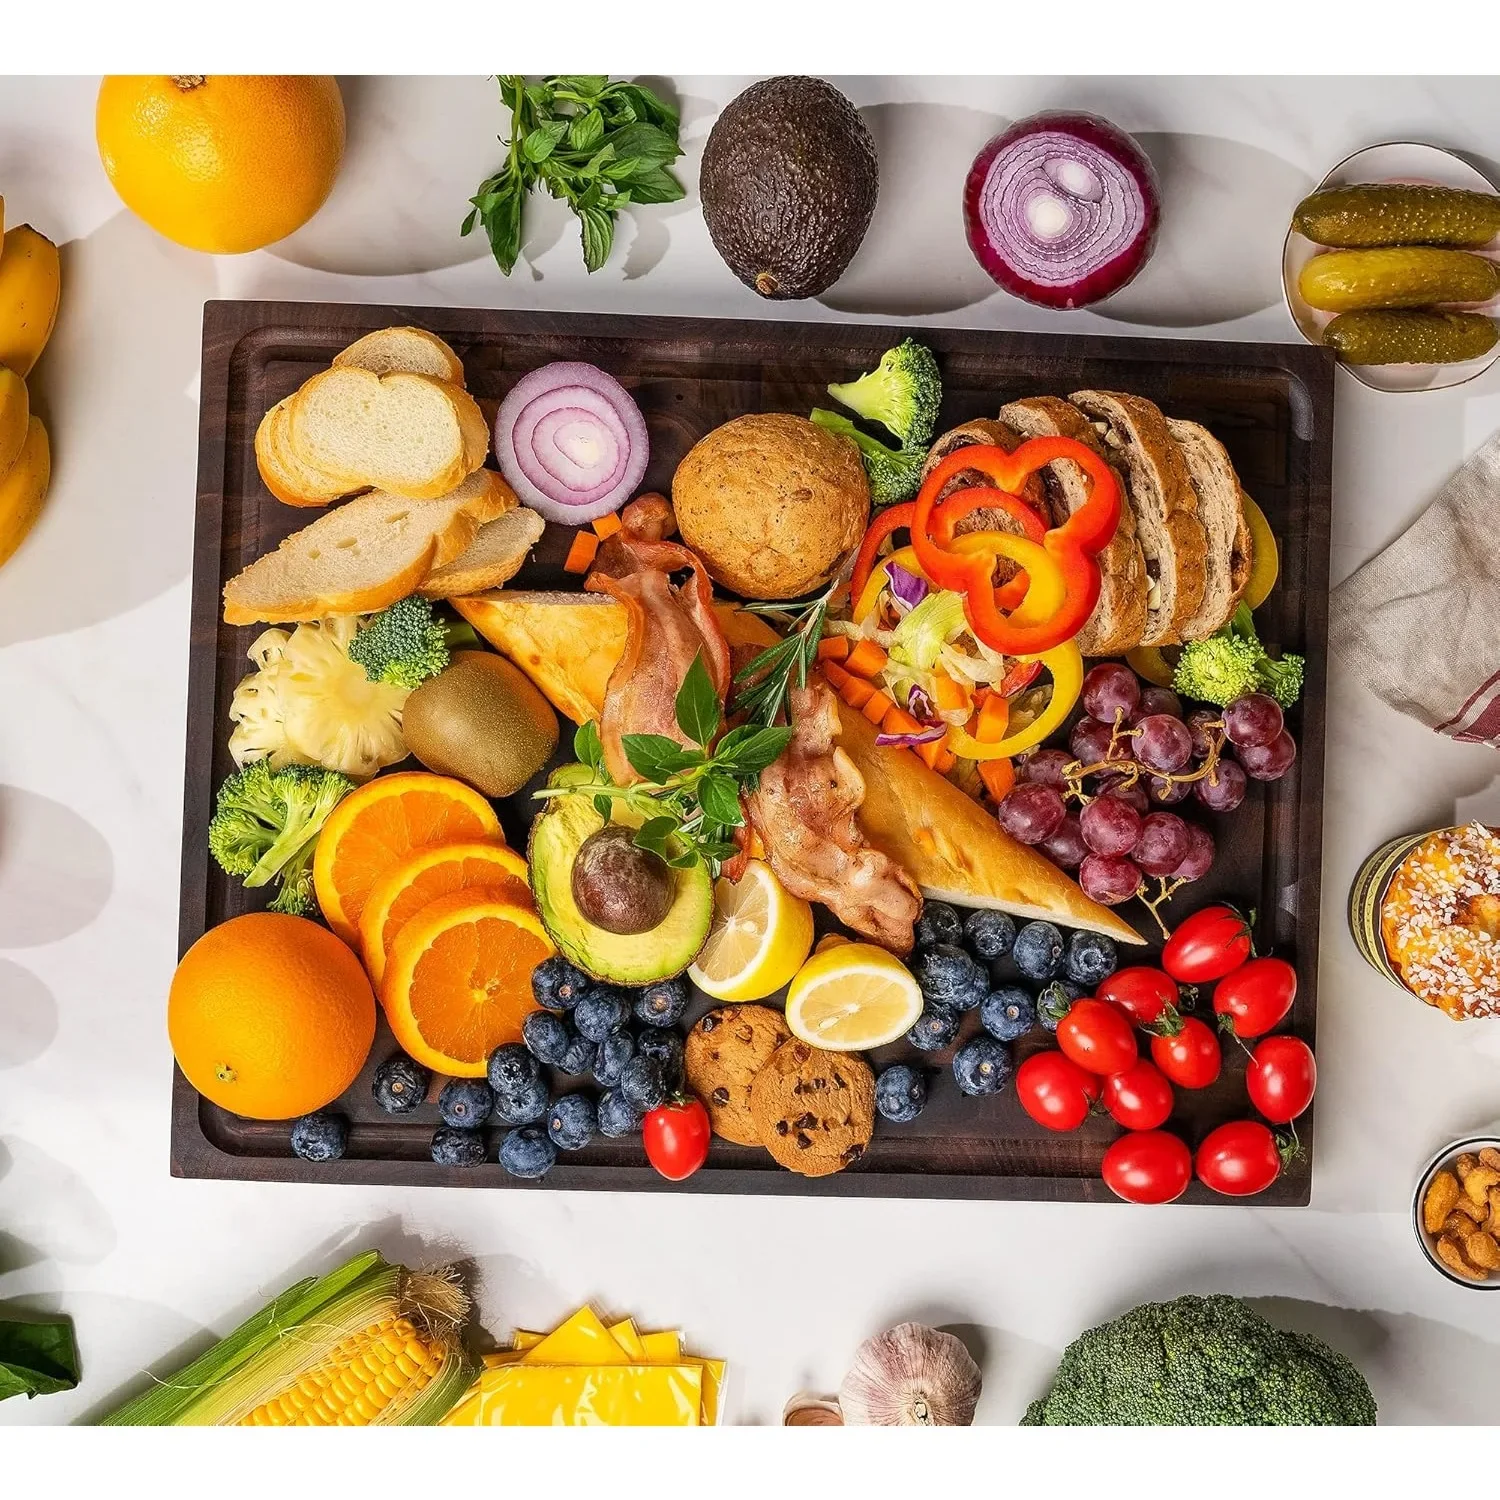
[96,75,345,254]
[169,911,375,1120]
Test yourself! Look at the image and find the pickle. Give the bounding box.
[1294,184,1500,249]
[1323,309,1498,365]
[1298,247,1500,312]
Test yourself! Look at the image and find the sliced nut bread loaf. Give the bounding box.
[1165,418,1252,641]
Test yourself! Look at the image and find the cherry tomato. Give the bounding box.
[1097,966,1180,1028]
[1195,1120,1284,1197]
[1101,1130,1192,1204]
[642,1098,711,1181]
[1057,998,1138,1076]
[1162,905,1253,983]
[1246,1035,1316,1123]
[1102,1060,1175,1131]
[1016,1051,1102,1132]
[1149,1017,1221,1090]
[1212,956,1296,1039]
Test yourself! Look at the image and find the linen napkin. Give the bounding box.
[1332,430,1500,745]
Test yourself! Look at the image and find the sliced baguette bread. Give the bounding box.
[286,367,490,501]
[1165,418,1252,640]
[419,504,544,598]
[999,396,1149,657]
[1069,390,1207,647]
[333,327,466,386]
[223,469,513,625]
[254,398,363,509]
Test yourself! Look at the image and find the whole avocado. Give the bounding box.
[700,76,878,300]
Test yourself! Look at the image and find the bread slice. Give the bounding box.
[223,469,512,625]
[1068,391,1207,647]
[286,368,490,501]
[1165,419,1253,640]
[455,591,1144,944]
[333,327,466,387]
[419,505,544,598]
[1000,396,1149,656]
[254,398,363,509]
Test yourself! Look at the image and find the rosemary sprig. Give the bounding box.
[731,581,838,728]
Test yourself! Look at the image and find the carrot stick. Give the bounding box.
[935,747,958,774]
[821,659,852,691]
[843,639,889,678]
[862,691,896,726]
[563,531,600,574]
[591,512,623,539]
[974,693,1011,743]
[816,636,851,662]
[839,676,877,710]
[881,709,924,737]
[916,737,947,771]
[932,670,970,716]
[979,758,1016,802]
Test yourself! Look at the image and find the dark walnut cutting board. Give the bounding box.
[175,301,1333,1203]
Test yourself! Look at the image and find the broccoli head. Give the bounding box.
[1023,1294,1376,1426]
[1174,603,1305,710]
[827,338,942,447]
[347,596,453,690]
[208,760,353,916]
[810,408,928,507]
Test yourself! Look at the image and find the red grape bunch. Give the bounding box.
[995,662,1297,930]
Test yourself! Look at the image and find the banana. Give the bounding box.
[0,225,60,378]
[0,364,26,476]
[0,416,50,570]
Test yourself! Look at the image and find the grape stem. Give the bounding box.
[1139,874,1189,939]
[1061,713,1229,805]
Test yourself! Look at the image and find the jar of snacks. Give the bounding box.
[1348,822,1500,1020]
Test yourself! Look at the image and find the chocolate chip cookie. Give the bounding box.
[749,1039,875,1178]
[684,1004,791,1146]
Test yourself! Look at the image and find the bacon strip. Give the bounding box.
[746,681,921,954]
[586,497,732,785]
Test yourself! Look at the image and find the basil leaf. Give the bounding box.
[0,1316,79,1403]
[569,109,606,153]
[665,847,701,869]
[604,122,683,169]
[573,719,604,773]
[548,74,609,100]
[521,118,569,164]
[622,733,701,784]
[608,83,680,132]
[674,652,722,750]
[633,816,680,858]
[593,794,613,821]
[578,204,616,273]
[466,177,524,275]
[698,772,745,828]
[716,725,794,778]
[620,166,685,205]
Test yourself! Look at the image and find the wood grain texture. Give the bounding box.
[174,300,1335,1204]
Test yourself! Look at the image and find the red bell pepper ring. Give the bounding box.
[850,502,914,606]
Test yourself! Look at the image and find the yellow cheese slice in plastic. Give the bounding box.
[445,1363,704,1426]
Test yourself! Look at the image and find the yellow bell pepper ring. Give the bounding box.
[945,641,1084,761]
[949,531,1068,625]
[853,547,927,625]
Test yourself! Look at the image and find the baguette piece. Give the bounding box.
[254,398,362,509]
[224,469,512,625]
[333,327,466,386]
[454,590,1143,944]
[287,368,490,501]
[419,504,544,598]
[1069,391,1206,647]
[1165,418,1252,640]
[1000,396,1149,656]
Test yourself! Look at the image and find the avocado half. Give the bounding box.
[700,75,879,300]
[527,765,713,985]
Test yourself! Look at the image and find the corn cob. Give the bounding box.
[101,1251,477,1427]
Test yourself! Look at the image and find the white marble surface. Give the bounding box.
[3,74,1500,1427]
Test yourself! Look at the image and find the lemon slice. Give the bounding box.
[784,943,924,1052]
[689,860,814,1002]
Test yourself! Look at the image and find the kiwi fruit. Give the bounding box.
[402,651,559,799]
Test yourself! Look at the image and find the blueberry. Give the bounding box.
[547,1093,597,1151]
[952,1036,1013,1097]
[487,1042,541,1095]
[911,944,988,1011]
[290,1111,347,1162]
[980,986,1036,1042]
[963,908,1016,962]
[522,1010,573,1066]
[490,1074,549,1126]
[499,1124,557,1180]
[574,988,629,1042]
[597,1088,644,1137]
[907,1003,961,1051]
[620,1055,667,1113]
[593,1030,635,1089]
[1036,981,1083,1033]
[371,1053,430,1115]
[531,954,591,1013]
[914,901,963,950]
[559,1035,598,1077]
[431,1126,486,1167]
[1012,921,1065,982]
[438,1078,494,1129]
[634,1029,684,1092]
[633,977,690,1028]
[875,1064,927,1124]
[1064,930,1119,988]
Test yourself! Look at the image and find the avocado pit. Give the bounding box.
[571,825,674,936]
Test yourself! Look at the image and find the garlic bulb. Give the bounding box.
[838,1322,981,1426]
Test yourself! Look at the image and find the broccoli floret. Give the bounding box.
[1174,603,1305,709]
[208,761,353,916]
[1023,1294,1376,1426]
[810,408,928,507]
[347,596,454,689]
[827,338,942,447]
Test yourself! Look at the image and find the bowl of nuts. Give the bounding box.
[1414,1137,1500,1286]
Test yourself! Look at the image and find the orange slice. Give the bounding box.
[359,840,532,989]
[313,772,502,946]
[382,891,553,1076]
